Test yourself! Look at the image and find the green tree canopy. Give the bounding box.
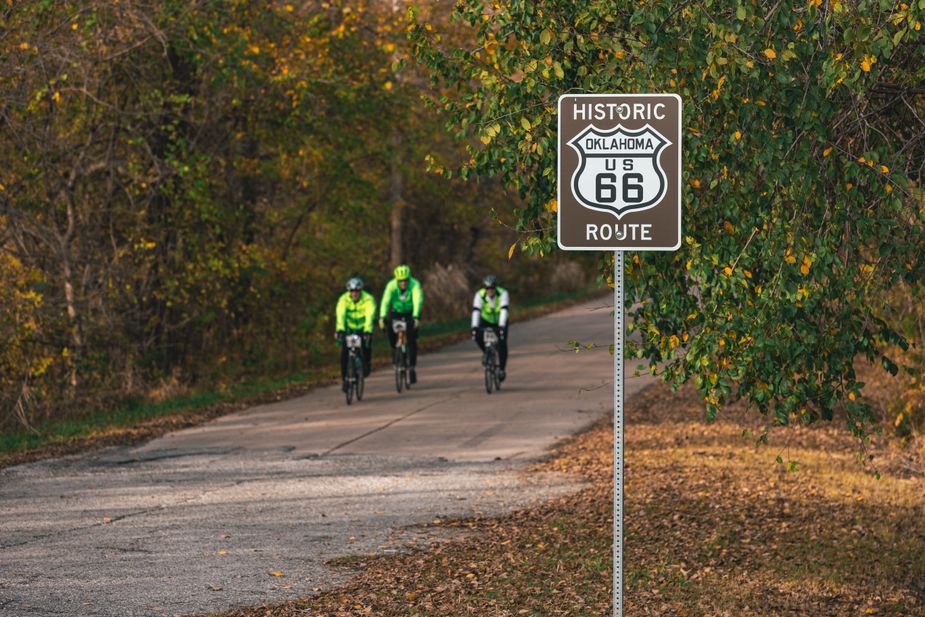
[411,0,925,437]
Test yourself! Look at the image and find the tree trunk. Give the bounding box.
[61,248,83,390]
[389,126,404,268]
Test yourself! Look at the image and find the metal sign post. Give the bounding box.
[556,93,681,617]
[613,249,624,615]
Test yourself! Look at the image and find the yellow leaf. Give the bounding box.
[689,179,701,189]
[520,117,531,130]
[383,81,393,91]
[734,130,741,140]
[270,571,285,577]
[885,183,892,193]
[507,242,517,260]
[763,48,777,60]
[823,147,833,157]
[880,164,889,173]
[849,391,856,401]
[744,269,753,279]
[723,266,733,276]
[860,59,871,72]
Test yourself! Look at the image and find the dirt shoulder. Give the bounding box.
[206,380,925,617]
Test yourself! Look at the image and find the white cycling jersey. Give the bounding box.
[471,288,509,328]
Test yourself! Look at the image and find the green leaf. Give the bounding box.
[553,61,564,79]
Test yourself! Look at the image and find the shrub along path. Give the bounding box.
[209,380,925,617]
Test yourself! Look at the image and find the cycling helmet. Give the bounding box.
[394,264,411,280]
[483,274,498,288]
[346,277,364,291]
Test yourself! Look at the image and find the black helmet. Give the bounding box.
[346,277,364,291]
[483,274,498,288]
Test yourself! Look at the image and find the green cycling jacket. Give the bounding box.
[379,277,423,319]
[336,290,376,333]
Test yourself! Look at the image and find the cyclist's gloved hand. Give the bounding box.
[414,318,420,329]
[378,318,385,331]
[363,333,371,342]
[500,328,506,341]
[335,331,345,341]
[471,328,478,340]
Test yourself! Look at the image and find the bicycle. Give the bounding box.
[481,327,501,394]
[343,333,365,405]
[392,318,411,393]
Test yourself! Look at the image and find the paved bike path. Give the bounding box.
[0,298,653,617]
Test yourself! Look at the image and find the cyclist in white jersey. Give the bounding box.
[470,274,509,382]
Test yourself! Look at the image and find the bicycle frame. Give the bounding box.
[344,333,364,405]
[391,318,410,393]
[481,327,501,394]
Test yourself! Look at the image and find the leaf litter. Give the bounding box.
[204,380,925,617]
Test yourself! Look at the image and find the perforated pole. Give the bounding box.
[614,250,625,617]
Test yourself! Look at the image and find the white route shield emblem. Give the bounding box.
[567,124,671,219]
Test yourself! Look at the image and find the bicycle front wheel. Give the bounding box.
[345,355,355,405]
[355,356,365,401]
[484,350,495,394]
[403,348,411,390]
[493,349,501,391]
[393,348,403,393]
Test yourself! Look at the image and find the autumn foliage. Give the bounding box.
[0,1,586,432]
[411,0,925,438]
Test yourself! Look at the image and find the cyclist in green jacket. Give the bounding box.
[379,264,424,384]
[471,274,509,382]
[336,277,376,392]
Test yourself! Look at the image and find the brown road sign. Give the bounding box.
[557,94,682,251]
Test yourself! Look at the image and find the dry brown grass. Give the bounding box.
[208,380,925,617]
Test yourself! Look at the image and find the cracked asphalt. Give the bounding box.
[0,298,652,617]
